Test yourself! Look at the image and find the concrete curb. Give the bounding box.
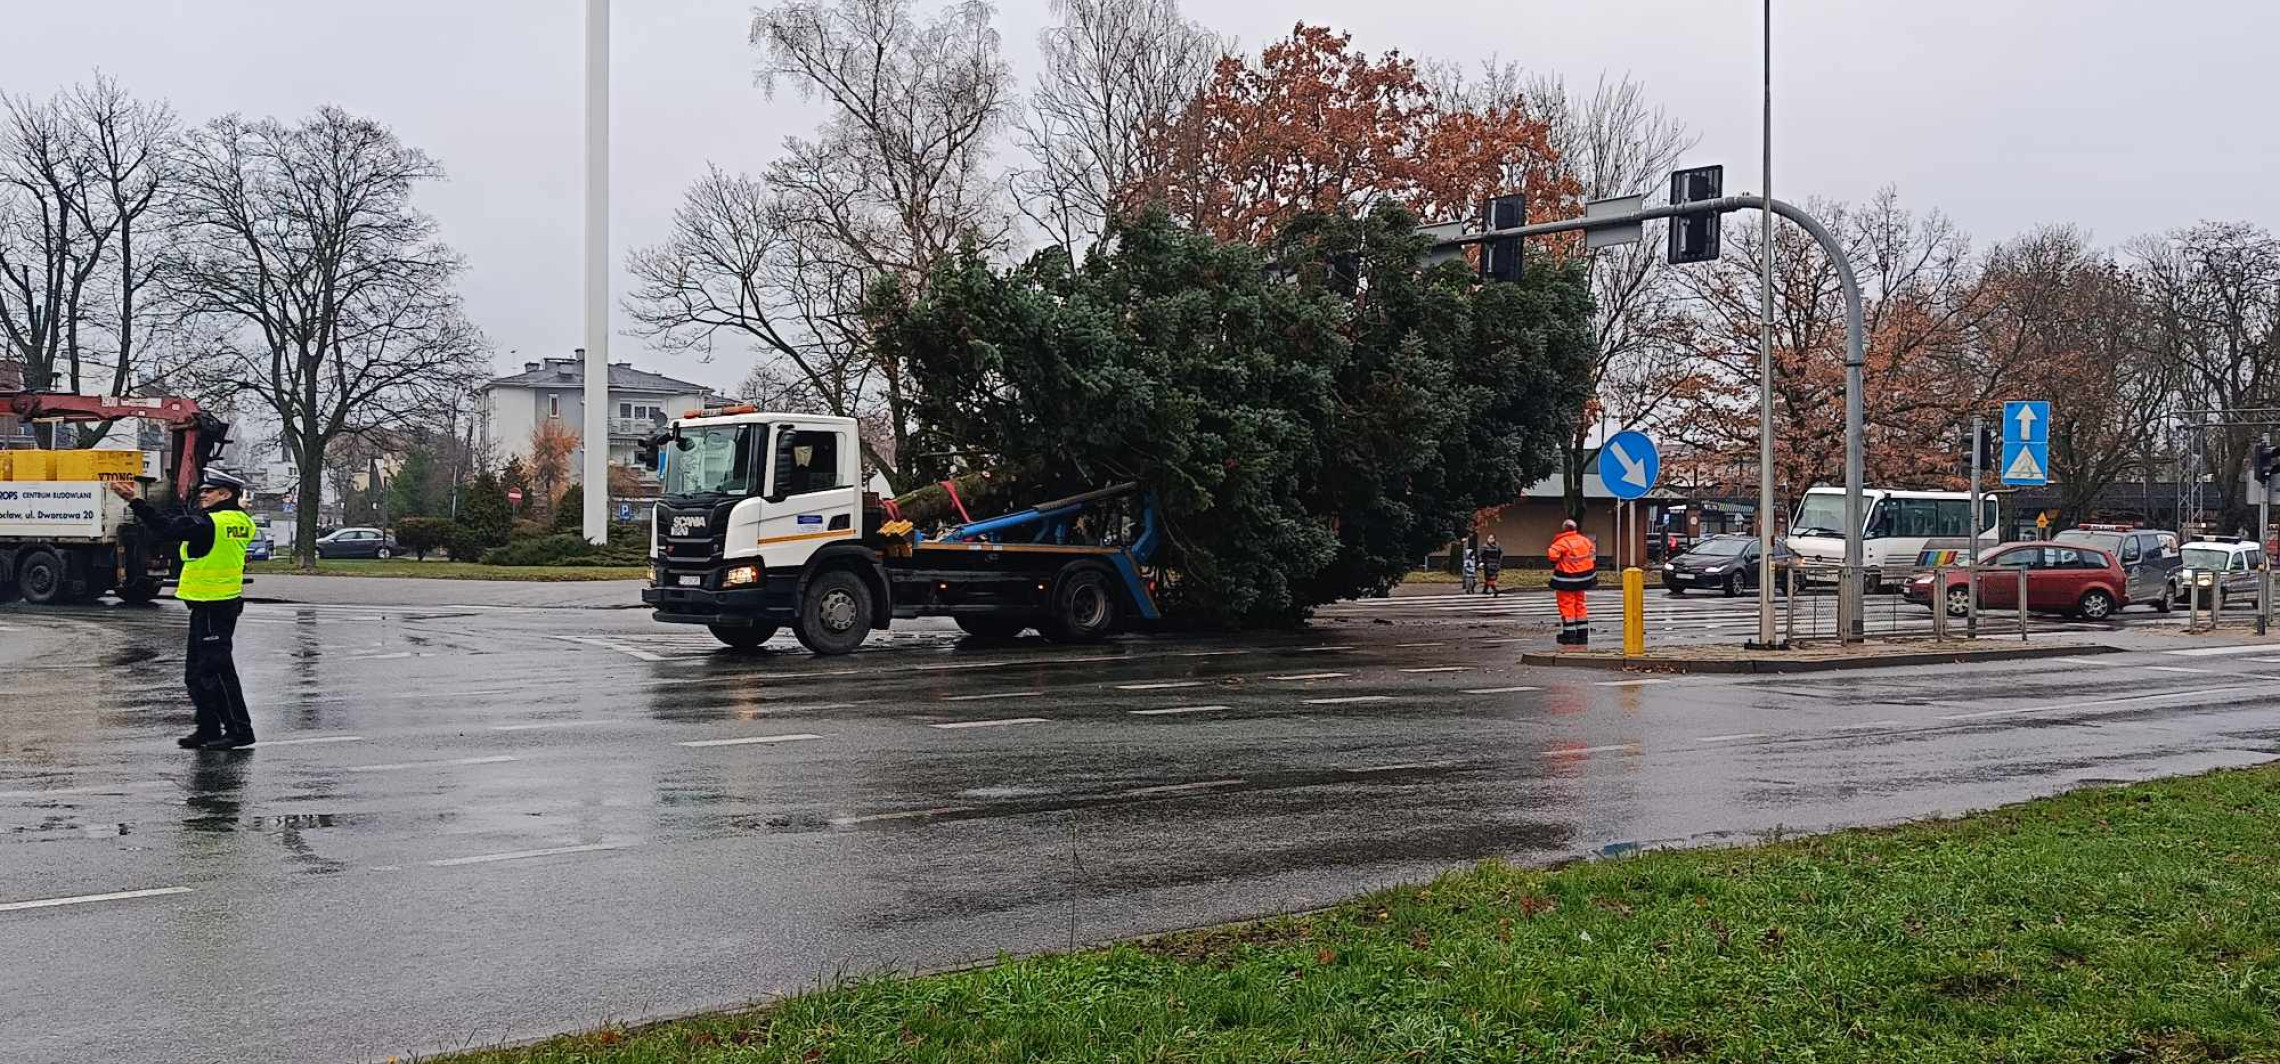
[1519,642,2120,675]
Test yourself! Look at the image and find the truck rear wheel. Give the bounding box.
[17,549,66,606]
[708,624,777,650]
[794,568,873,656]
[1040,566,1120,643]
[955,615,1028,640]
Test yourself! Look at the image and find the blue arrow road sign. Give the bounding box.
[2001,400,2050,485]
[1597,430,1659,501]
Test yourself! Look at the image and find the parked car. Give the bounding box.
[246,532,274,562]
[1661,534,1797,597]
[2176,537,2267,607]
[2051,525,2179,613]
[314,527,398,559]
[1903,542,2128,620]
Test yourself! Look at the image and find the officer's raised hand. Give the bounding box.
[106,479,139,501]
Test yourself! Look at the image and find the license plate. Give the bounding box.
[677,575,702,587]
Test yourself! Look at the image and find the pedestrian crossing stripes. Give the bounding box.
[1319,587,2184,638]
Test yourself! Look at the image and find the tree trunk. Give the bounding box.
[295,431,326,569]
[1560,444,1586,523]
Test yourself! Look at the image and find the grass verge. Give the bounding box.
[1402,568,1554,590]
[246,559,646,582]
[440,766,2280,1063]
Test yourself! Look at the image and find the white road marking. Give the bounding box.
[1596,678,1672,688]
[349,651,414,661]
[1302,695,1393,705]
[427,842,630,867]
[930,717,1050,730]
[1345,760,1457,773]
[1129,705,1230,716]
[345,755,517,773]
[1694,733,1767,743]
[2141,665,2210,674]
[676,733,823,748]
[544,635,663,662]
[258,735,366,747]
[1398,666,1471,674]
[829,805,977,826]
[2054,657,2125,666]
[2164,644,2280,658]
[1938,706,2043,721]
[1115,681,1208,690]
[1265,672,1349,681]
[0,886,192,913]
[913,655,1109,672]
[1463,685,1540,694]
[1830,719,1905,731]
[490,720,627,731]
[1393,642,1448,648]
[1174,650,1248,658]
[1112,779,1245,799]
[1540,744,1638,757]
[941,690,1044,702]
[1294,645,1354,653]
[2073,683,2272,709]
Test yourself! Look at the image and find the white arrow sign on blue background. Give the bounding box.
[1597,430,1659,501]
[2001,400,2050,486]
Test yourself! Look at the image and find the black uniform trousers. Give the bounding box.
[185,599,254,741]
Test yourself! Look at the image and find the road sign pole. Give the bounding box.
[1757,0,1777,650]
[2260,477,2271,637]
[1968,416,1982,639]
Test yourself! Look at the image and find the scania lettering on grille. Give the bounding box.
[671,515,706,536]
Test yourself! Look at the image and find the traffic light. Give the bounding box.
[2256,437,2279,484]
[1667,165,1723,264]
[1479,194,1525,283]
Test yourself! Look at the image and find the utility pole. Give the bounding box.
[1755,0,1777,648]
[1967,416,1983,637]
[581,0,610,545]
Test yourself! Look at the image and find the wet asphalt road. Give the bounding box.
[3,584,2276,1064]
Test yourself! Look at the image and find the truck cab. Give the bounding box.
[640,406,1162,655]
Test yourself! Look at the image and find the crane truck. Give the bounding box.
[640,405,1163,654]
[0,361,230,605]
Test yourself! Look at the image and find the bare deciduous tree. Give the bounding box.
[167,107,488,564]
[1010,0,1226,252]
[625,0,1010,492]
[0,77,184,440]
[2129,221,2280,531]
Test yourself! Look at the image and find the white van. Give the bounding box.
[1785,487,1998,591]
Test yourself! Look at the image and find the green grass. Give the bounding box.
[438,766,2280,1063]
[246,559,646,582]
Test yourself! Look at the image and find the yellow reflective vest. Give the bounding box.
[178,509,255,602]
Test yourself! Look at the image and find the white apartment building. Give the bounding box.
[477,354,718,482]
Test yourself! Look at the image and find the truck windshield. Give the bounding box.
[665,425,755,496]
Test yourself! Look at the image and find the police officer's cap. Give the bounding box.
[199,468,249,493]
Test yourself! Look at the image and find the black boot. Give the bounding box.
[200,734,256,751]
[1575,627,1591,646]
[177,732,218,749]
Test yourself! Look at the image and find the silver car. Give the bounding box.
[2176,538,2267,607]
[2052,528,2179,612]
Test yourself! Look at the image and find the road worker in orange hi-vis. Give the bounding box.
[1547,519,1598,645]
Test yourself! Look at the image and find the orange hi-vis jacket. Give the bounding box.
[1547,529,1598,591]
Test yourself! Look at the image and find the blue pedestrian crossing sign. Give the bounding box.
[1597,430,1660,501]
[2001,400,2050,485]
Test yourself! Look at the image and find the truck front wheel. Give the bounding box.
[794,568,873,656]
[17,550,67,606]
[708,624,778,650]
[1040,566,1120,643]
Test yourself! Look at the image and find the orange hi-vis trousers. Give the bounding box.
[1556,589,1589,640]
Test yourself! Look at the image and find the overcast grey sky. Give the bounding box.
[10,1,2276,392]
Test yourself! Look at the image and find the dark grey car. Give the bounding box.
[2052,528,2179,612]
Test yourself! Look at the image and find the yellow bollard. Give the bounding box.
[1623,567,1645,657]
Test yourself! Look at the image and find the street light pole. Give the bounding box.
[1754,0,1777,647]
[581,0,610,545]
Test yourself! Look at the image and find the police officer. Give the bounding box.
[108,469,259,750]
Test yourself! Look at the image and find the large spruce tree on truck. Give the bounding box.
[869,207,1593,626]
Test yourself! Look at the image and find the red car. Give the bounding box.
[1903,542,2129,620]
